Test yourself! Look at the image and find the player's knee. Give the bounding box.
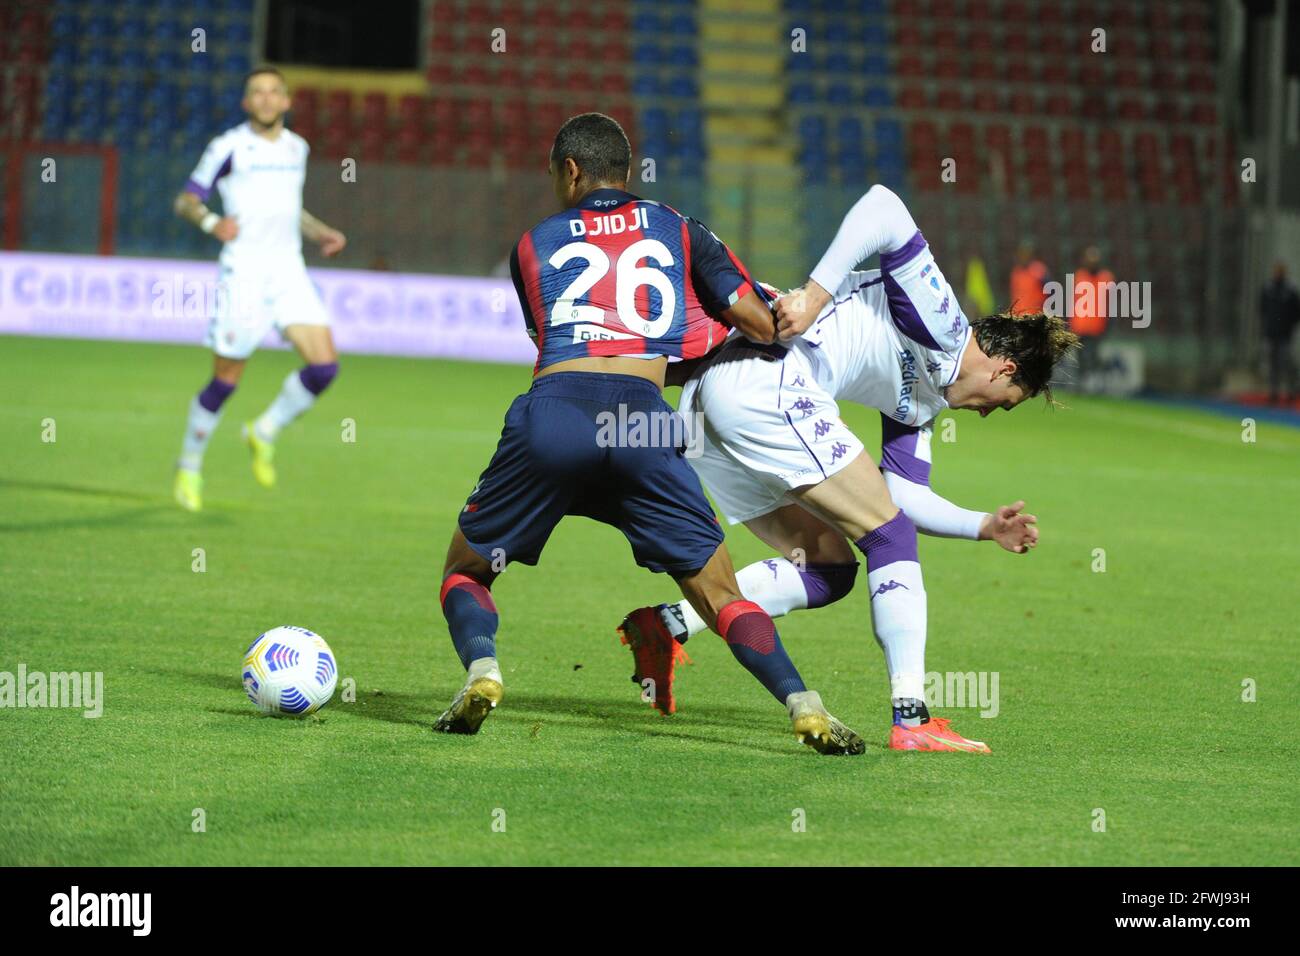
[803,561,859,609]
[299,361,339,396]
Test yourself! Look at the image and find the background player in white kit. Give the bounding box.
[619,185,1079,751]
[171,68,346,511]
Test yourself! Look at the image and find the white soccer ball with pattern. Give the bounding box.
[242,626,338,716]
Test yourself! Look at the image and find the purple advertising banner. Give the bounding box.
[0,251,537,365]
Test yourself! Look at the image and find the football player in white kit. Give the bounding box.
[618,185,1078,751]
[171,68,346,511]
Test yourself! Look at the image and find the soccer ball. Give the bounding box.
[241,626,338,716]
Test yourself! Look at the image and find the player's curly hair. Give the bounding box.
[550,112,631,186]
[970,310,1080,404]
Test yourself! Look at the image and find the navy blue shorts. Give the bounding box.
[459,371,724,575]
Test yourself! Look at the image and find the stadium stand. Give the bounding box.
[1,0,1241,358]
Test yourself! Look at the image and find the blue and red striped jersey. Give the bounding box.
[510,188,766,374]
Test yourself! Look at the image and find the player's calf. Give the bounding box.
[251,361,340,446]
[175,375,238,510]
[656,558,858,644]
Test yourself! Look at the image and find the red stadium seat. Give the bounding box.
[362,92,387,125]
[898,85,928,109]
[397,94,425,129]
[1009,90,1038,115]
[972,88,1002,113]
[325,90,352,123]
[1117,96,1146,121]
[935,87,965,111]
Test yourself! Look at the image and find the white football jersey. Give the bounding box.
[794,238,972,429]
[186,122,310,269]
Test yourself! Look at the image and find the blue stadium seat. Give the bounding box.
[79,76,109,106]
[86,14,111,35]
[676,107,703,132]
[874,118,902,149]
[862,52,889,76]
[797,114,827,144]
[119,16,146,41]
[42,107,69,140]
[50,13,78,39]
[665,75,698,99]
[667,13,695,34]
[225,20,254,44]
[667,46,697,68]
[825,50,855,74]
[48,45,77,68]
[632,43,662,66]
[826,82,853,106]
[788,80,817,104]
[74,108,105,142]
[786,50,814,74]
[631,74,659,96]
[860,23,889,46]
[151,18,181,43]
[864,85,892,108]
[154,50,185,72]
[835,115,864,144]
[109,111,138,144]
[632,12,661,34]
[82,46,111,68]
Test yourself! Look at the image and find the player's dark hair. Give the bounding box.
[243,66,287,93]
[550,113,631,186]
[971,310,1080,403]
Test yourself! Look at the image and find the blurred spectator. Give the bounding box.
[1072,245,1114,383]
[964,253,995,318]
[1009,240,1049,314]
[1260,261,1300,405]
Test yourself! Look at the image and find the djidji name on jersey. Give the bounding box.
[568,205,650,238]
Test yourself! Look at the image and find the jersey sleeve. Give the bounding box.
[683,217,764,315]
[808,185,918,295]
[184,135,234,201]
[879,414,932,486]
[509,236,540,343]
[879,414,986,539]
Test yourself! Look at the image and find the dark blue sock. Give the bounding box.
[298,362,339,396]
[197,377,236,413]
[440,573,498,668]
[717,600,806,702]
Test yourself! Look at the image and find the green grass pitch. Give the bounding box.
[1,334,1297,866]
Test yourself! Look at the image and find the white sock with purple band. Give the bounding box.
[254,370,317,442]
[856,511,928,722]
[660,558,858,639]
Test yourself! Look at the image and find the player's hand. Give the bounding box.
[212,217,239,242]
[318,228,347,258]
[774,281,832,341]
[980,501,1038,553]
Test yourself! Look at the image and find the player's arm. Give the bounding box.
[684,217,777,345]
[879,415,1037,552]
[174,188,237,242]
[300,209,346,257]
[176,137,238,241]
[775,185,918,340]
